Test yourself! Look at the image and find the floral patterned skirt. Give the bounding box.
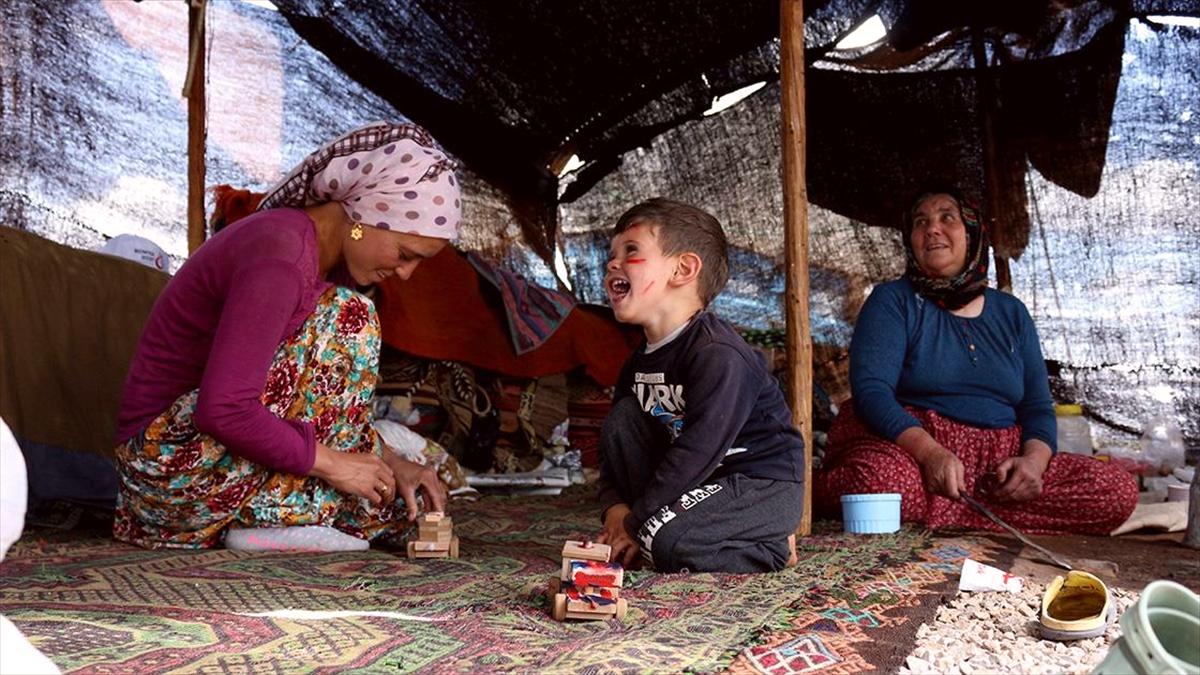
[813,403,1138,535]
[114,287,408,549]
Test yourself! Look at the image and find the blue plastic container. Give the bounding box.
[840,493,901,534]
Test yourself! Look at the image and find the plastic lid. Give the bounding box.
[840,493,901,503]
[1055,403,1083,416]
[97,234,172,273]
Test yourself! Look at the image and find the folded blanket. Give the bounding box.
[467,252,576,355]
[1110,501,1188,536]
[0,228,167,458]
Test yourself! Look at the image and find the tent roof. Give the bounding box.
[2,0,1196,446]
[271,0,1198,257]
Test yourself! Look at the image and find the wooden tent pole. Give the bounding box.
[971,29,1012,292]
[185,0,208,255]
[781,0,813,536]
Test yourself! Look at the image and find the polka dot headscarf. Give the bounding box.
[258,121,462,240]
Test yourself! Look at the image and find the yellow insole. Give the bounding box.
[1048,587,1106,621]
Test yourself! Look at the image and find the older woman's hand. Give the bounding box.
[897,427,966,500]
[920,448,966,500]
[991,441,1052,502]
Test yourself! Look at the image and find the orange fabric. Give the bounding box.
[376,248,639,386]
[211,185,264,231]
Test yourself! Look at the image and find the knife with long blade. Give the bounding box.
[960,493,1074,570]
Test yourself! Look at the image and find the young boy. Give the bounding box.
[595,198,805,573]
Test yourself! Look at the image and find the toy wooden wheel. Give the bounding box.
[553,593,567,621]
[616,598,628,620]
[449,536,459,558]
[548,577,561,596]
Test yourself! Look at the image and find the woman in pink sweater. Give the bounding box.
[114,122,459,549]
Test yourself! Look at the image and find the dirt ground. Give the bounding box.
[990,531,1200,592]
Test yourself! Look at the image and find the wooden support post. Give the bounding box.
[185,0,208,255]
[1184,468,1200,549]
[993,254,1012,292]
[971,30,1012,293]
[781,0,813,537]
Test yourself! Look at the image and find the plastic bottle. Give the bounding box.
[1140,415,1186,473]
[1055,404,1093,456]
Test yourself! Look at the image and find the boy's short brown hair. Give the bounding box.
[612,198,730,307]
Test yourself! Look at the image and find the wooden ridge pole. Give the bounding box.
[780,0,813,536]
[185,0,207,255]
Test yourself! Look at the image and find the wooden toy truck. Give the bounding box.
[549,540,628,621]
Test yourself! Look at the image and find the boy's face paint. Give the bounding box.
[604,223,677,326]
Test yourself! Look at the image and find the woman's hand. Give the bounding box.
[383,451,447,520]
[897,427,964,500]
[919,447,966,500]
[597,503,640,567]
[310,443,396,505]
[991,441,1052,502]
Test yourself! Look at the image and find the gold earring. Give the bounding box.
[350,223,364,241]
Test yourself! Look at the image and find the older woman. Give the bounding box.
[114,122,458,549]
[814,186,1137,534]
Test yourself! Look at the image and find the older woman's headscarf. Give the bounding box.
[258,121,461,240]
[901,185,990,310]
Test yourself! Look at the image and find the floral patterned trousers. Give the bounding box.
[115,287,407,549]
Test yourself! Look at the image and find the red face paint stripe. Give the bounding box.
[625,258,645,263]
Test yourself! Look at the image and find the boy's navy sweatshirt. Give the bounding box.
[598,312,806,527]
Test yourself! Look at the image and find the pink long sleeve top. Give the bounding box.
[116,208,335,475]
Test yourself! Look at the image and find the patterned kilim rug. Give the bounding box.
[0,487,1003,674]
